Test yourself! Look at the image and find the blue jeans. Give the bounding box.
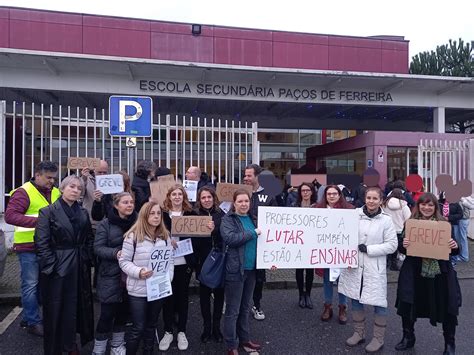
[224,270,256,349]
[18,252,42,325]
[457,219,469,262]
[323,269,347,305]
[351,298,387,316]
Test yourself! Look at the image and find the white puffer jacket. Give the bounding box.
[119,233,174,298]
[383,198,411,233]
[338,208,397,308]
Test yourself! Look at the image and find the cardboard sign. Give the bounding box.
[216,183,253,202]
[67,157,101,170]
[183,180,198,202]
[290,174,327,187]
[149,174,176,207]
[257,206,359,269]
[171,216,212,237]
[405,219,451,260]
[95,174,124,194]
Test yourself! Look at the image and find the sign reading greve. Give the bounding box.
[149,174,176,207]
[95,174,124,194]
[67,157,101,170]
[171,216,212,237]
[405,219,451,260]
[257,207,359,269]
[216,183,253,202]
[146,245,173,301]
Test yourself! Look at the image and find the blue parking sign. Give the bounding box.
[109,96,152,137]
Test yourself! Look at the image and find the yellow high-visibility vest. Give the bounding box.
[10,182,61,244]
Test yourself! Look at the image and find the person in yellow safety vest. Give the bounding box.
[5,161,60,337]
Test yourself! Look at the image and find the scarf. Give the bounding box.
[59,198,82,237]
[362,205,382,218]
[108,208,137,234]
[442,202,449,218]
[420,216,441,278]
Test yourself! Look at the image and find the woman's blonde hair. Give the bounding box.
[125,201,169,243]
[163,184,193,212]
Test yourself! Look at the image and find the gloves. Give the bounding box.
[358,244,367,253]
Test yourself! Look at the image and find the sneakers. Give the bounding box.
[159,331,173,351]
[177,332,189,351]
[251,306,265,321]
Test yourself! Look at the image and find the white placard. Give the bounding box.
[95,174,124,195]
[173,238,194,258]
[146,245,173,301]
[219,201,232,214]
[183,180,198,202]
[329,268,341,282]
[257,206,359,269]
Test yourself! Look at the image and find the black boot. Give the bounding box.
[443,342,455,355]
[395,318,415,351]
[304,293,313,309]
[299,292,306,308]
[201,320,212,343]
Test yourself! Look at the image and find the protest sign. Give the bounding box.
[171,216,212,237]
[405,219,451,260]
[183,180,198,202]
[95,174,124,194]
[173,239,194,257]
[290,174,327,187]
[150,174,176,207]
[257,206,359,269]
[146,245,173,301]
[67,157,101,170]
[216,183,253,202]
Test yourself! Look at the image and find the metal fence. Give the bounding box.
[0,100,259,213]
[418,138,471,194]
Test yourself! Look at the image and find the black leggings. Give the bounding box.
[295,269,314,295]
[96,300,128,338]
[163,265,192,332]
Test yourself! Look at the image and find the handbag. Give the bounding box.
[199,246,227,289]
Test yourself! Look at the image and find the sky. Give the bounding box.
[0,0,473,59]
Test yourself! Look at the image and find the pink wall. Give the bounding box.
[0,7,409,73]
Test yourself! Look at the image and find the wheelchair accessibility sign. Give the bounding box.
[109,96,152,137]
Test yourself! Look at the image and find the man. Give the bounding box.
[5,161,60,336]
[80,160,109,230]
[243,164,277,321]
[185,166,213,190]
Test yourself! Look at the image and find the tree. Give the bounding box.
[410,39,474,133]
[410,38,473,77]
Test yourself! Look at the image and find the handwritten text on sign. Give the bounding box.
[67,157,101,170]
[406,219,451,260]
[257,207,359,269]
[171,216,212,237]
[146,245,173,301]
[95,174,124,194]
[216,183,253,202]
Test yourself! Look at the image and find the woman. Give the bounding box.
[338,187,397,353]
[395,193,461,354]
[159,184,196,351]
[314,185,354,323]
[132,160,156,212]
[383,188,412,271]
[92,192,137,355]
[220,189,262,355]
[34,175,94,355]
[119,201,174,355]
[439,191,463,265]
[194,187,226,343]
[292,183,317,309]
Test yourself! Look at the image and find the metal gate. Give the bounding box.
[0,100,259,213]
[418,138,472,194]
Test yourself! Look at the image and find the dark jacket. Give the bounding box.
[163,209,197,267]
[220,211,257,282]
[250,186,277,218]
[94,211,135,303]
[34,199,94,351]
[193,206,225,277]
[91,194,114,222]
[131,175,151,212]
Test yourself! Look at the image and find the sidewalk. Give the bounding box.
[2,241,474,303]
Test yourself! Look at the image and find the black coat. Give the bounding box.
[34,199,94,353]
[193,206,225,277]
[91,194,114,222]
[94,218,126,303]
[131,175,151,212]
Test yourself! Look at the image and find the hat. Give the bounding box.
[155,167,171,177]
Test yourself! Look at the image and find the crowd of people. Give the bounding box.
[5,159,472,355]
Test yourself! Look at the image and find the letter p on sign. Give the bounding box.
[109,96,152,137]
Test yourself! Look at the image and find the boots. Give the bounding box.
[395,318,415,351]
[346,310,365,346]
[304,293,313,309]
[92,337,108,355]
[443,330,456,355]
[338,304,347,325]
[365,315,386,353]
[299,292,306,308]
[321,303,333,321]
[110,332,126,355]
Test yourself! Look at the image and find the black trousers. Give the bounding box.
[95,299,129,338]
[126,295,164,355]
[295,269,314,295]
[200,284,225,330]
[163,264,192,332]
[253,269,266,309]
